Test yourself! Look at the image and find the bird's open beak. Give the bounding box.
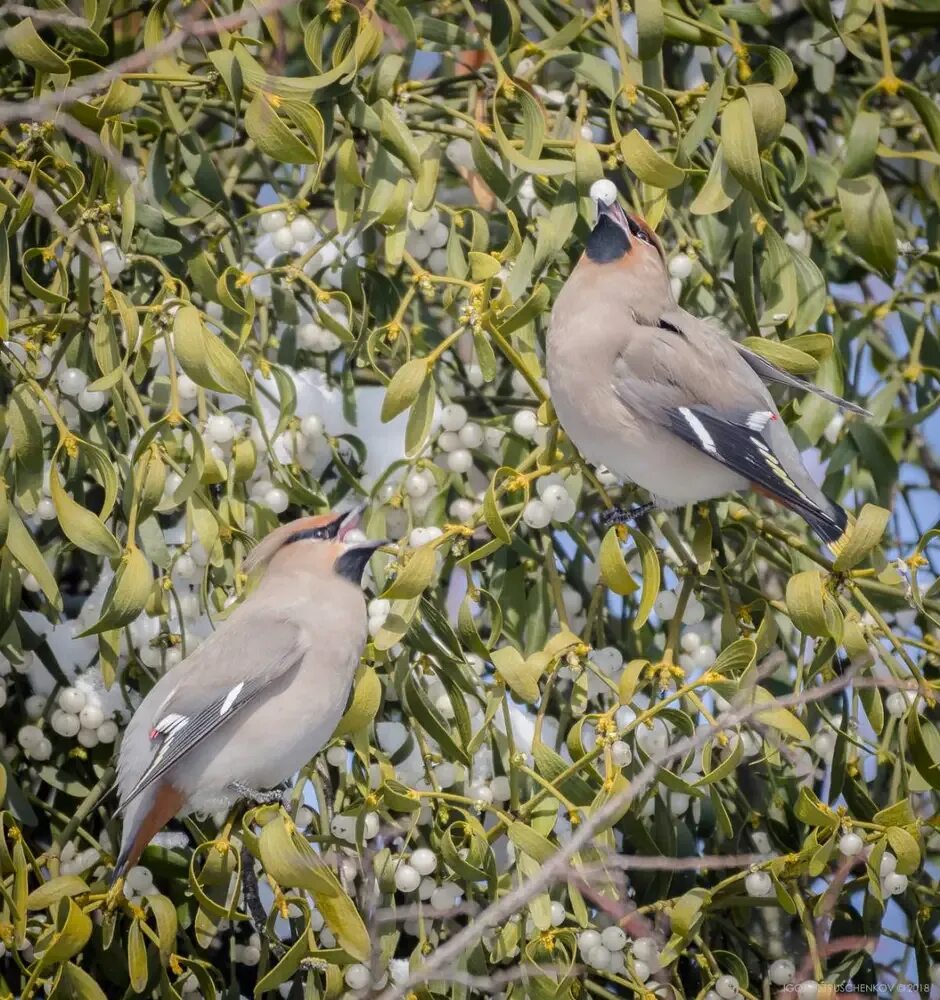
[595,196,631,241]
[337,504,365,542]
[337,504,389,550]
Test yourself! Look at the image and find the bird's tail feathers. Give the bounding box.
[792,498,851,551]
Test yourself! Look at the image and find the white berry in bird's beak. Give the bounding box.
[589,179,619,208]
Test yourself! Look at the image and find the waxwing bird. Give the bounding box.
[547,179,870,548]
[112,509,385,880]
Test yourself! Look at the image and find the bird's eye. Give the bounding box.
[628,218,651,244]
[287,524,332,545]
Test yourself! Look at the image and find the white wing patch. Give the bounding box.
[220,682,245,716]
[746,410,774,432]
[678,407,717,455]
[149,713,188,741]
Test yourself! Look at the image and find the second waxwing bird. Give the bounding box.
[546,179,870,549]
[111,509,386,881]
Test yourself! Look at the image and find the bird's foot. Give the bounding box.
[231,780,290,805]
[601,502,656,529]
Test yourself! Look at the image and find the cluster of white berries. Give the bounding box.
[578,930,662,982]
[255,209,363,289]
[436,403,487,476]
[58,840,103,877]
[18,682,118,759]
[297,299,346,353]
[405,208,450,273]
[234,933,262,967]
[57,366,108,412]
[877,850,908,896]
[839,835,909,897]
[244,412,329,511]
[522,473,577,529]
[386,848,463,911]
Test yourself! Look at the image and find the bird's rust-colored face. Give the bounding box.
[584,197,665,271]
[246,509,387,585]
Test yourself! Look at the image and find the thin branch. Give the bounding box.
[375,666,865,1000]
[0,0,299,126]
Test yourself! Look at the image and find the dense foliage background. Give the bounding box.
[1,0,939,998]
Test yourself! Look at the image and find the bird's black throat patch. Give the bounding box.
[585,215,630,263]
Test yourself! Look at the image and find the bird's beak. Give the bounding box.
[337,504,365,542]
[595,196,631,242]
[337,503,389,550]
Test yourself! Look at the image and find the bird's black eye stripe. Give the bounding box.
[658,319,685,337]
[286,521,341,545]
[628,218,651,243]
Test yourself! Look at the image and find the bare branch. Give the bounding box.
[0,4,88,28]
[0,167,95,259]
[375,667,866,1000]
[0,0,299,126]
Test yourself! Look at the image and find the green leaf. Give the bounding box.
[379,100,421,177]
[6,18,69,73]
[332,667,382,738]
[795,787,839,829]
[404,374,436,459]
[508,821,556,863]
[79,547,153,636]
[618,658,648,705]
[670,887,709,937]
[620,130,686,189]
[832,503,890,571]
[711,638,756,677]
[244,92,319,165]
[632,528,660,630]
[41,897,93,967]
[598,527,638,595]
[51,962,108,1000]
[27,875,89,910]
[740,337,817,374]
[491,645,541,703]
[468,250,501,280]
[898,82,940,152]
[785,570,829,637]
[836,175,897,277]
[885,826,920,874]
[690,146,740,215]
[5,508,62,609]
[383,545,438,599]
[873,799,916,828]
[381,357,428,422]
[635,0,665,59]
[908,712,940,791]
[721,96,768,199]
[50,461,121,559]
[127,918,149,992]
[258,815,370,960]
[173,305,251,398]
[145,893,178,962]
[745,84,786,149]
[842,109,881,179]
[747,685,810,742]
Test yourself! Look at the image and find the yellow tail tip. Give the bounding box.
[827,515,856,557]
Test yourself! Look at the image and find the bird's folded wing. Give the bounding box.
[665,403,827,518]
[117,616,304,812]
[734,343,870,416]
[612,318,773,414]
